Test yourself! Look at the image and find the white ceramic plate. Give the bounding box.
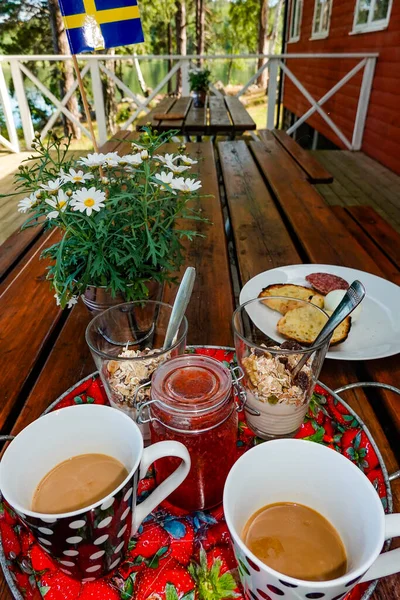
[239,264,400,361]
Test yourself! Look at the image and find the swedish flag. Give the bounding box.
[60,0,144,54]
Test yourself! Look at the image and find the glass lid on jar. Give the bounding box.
[151,355,232,413]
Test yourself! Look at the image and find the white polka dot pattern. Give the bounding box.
[60,568,72,575]
[66,536,83,544]
[114,541,124,554]
[86,565,101,573]
[40,517,57,523]
[82,577,96,582]
[94,534,109,545]
[109,558,121,570]
[89,550,105,560]
[123,487,133,502]
[63,550,79,557]
[100,497,115,510]
[38,527,53,535]
[69,519,86,529]
[60,560,75,567]
[120,507,130,521]
[117,524,127,538]
[97,516,112,529]
[38,537,52,546]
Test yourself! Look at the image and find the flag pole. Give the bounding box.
[71,54,100,153]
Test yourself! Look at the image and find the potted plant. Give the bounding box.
[12,128,205,311]
[189,68,211,108]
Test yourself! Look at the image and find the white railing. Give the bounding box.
[0,53,378,153]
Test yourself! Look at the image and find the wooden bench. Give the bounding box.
[259,129,333,184]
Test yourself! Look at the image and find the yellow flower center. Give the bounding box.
[73,176,83,182]
[58,200,67,208]
[84,198,95,207]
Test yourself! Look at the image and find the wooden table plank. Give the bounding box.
[98,129,132,153]
[332,206,400,286]
[184,97,208,134]
[224,97,256,132]
[158,96,192,132]
[250,140,386,276]
[270,129,333,184]
[0,228,63,432]
[162,141,235,346]
[348,205,400,269]
[218,140,299,282]
[0,223,43,282]
[208,97,232,133]
[136,97,177,130]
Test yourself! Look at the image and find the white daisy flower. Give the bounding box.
[78,153,107,168]
[165,160,190,175]
[103,152,122,167]
[54,293,78,308]
[62,168,93,184]
[178,155,198,166]
[71,187,106,216]
[171,177,202,193]
[140,149,149,160]
[155,171,175,186]
[45,189,68,219]
[154,153,178,164]
[18,192,37,213]
[124,153,143,167]
[40,178,64,193]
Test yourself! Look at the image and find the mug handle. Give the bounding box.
[131,441,191,534]
[360,514,400,582]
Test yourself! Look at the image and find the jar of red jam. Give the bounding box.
[141,355,238,511]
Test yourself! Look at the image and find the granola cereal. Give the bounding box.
[242,344,311,407]
[107,347,170,408]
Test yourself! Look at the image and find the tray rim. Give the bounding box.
[0,345,392,600]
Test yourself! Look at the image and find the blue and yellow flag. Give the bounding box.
[60,0,144,54]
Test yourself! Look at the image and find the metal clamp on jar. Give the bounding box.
[137,354,238,511]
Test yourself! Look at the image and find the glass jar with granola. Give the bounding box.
[86,301,187,441]
[233,297,330,439]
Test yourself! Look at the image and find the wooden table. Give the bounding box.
[1,132,399,599]
[135,95,256,138]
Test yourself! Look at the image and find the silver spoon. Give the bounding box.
[292,280,366,378]
[163,267,196,350]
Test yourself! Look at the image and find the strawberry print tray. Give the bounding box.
[0,347,393,600]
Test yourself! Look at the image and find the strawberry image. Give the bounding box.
[367,468,388,508]
[39,571,81,600]
[202,522,231,551]
[295,420,324,443]
[1,503,17,526]
[325,394,359,428]
[189,547,239,600]
[78,580,120,600]
[206,546,237,575]
[135,558,195,600]
[166,520,195,566]
[341,429,379,473]
[131,523,170,562]
[138,477,156,498]
[209,505,225,522]
[30,544,57,573]
[0,521,21,559]
[195,348,217,357]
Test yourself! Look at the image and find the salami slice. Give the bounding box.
[305,272,349,295]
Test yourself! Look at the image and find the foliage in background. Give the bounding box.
[189,68,211,92]
[7,128,206,307]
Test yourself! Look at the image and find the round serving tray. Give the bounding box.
[0,347,393,600]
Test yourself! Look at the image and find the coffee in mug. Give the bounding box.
[32,454,129,514]
[242,502,347,581]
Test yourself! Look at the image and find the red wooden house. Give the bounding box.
[282,0,400,175]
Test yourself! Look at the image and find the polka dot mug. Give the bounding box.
[223,439,400,600]
[0,404,191,580]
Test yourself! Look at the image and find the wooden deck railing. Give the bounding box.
[0,52,378,153]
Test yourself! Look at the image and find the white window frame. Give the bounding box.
[288,0,303,43]
[310,0,333,40]
[351,0,393,34]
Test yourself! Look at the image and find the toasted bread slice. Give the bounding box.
[258,284,324,315]
[277,305,351,346]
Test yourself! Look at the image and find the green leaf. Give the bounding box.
[86,396,95,404]
[39,586,51,596]
[74,396,83,404]
[166,583,179,600]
